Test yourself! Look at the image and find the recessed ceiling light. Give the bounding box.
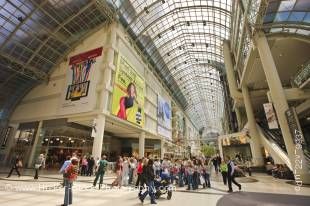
[144,7,149,14]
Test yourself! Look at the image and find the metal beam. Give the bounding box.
[0,52,47,80]
[24,2,96,69]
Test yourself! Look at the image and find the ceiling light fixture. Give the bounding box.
[144,7,149,14]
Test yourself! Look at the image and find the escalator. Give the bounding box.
[256,114,310,172]
[256,120,292,170]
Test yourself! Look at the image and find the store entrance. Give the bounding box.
[35,120,92,169]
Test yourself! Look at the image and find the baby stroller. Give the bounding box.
[154,173,172,200]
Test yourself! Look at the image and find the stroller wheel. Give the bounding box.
[167,191,172,200]
[155,191,161,199]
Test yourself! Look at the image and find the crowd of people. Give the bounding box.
[6,153,244,206]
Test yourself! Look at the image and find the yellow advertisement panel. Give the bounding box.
[111,54,145,127]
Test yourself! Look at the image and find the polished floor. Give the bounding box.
[0,170,309,206]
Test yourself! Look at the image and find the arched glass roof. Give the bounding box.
[0,0,114,122]
[262,0,310,36]
[109,0,232,131]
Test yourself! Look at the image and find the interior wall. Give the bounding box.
[10,26,109,122]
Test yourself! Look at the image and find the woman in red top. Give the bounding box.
[135,158,143,187]
[117,83,137,120]
[62,158,78,206]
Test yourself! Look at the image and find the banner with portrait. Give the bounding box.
[59,47,103,115]
[263,103,279,129]
[157,95,172,139]
[111,54,145,127]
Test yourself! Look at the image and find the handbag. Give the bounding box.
[17,160,23,168]
[200,175,205,185]
[35,164,41,169]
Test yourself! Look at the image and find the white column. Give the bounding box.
[28,121,43,167]
[160,138,165,159]
[242,85,264,166]
[255,31,310,184]
[139,132,145,158]
[234,107,242,130]
[223,41,243,101]
[102,24,116,111]
[92,114,105,160]
[218,137,224,160]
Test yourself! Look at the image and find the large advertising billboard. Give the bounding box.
[157,95,172,139]
[111,54,145,127]
[263,103,279,129]
[59,47,103,114]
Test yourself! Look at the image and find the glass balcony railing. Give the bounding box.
[293,60,310,88]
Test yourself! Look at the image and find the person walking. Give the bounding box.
[178,160,185,187]
[135,159,143,186]
[7,155,22,178]
[128,158,136,185]
[111,156,123,188]
[34,153,45,180]
[93,155,108,189]
[62,158,78,206]
[212,157,219,174]
[139,159,156,205]
[227,156,241,192]
[186,160,194,190]
[203,159,211,188]
[220,160,228,185]
[87,156,95,176]
[80,156,88,176]
[122,157,129,186]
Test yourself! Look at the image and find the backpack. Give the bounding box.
[64,164,78,181]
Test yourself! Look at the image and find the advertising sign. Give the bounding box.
[263,103,279,129]
[157,95,172,139]
[111,54,145,127]
[59,47,103,114]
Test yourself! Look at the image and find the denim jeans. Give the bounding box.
[204,173,211,187]
[178,172,184,187]
[140,180,156,203]
[64,179,73,205]
[128,168,134,184]
[187,174,193,190]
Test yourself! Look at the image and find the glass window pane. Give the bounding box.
[274,12,290,22]
[288,12,306,21]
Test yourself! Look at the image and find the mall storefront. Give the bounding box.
[7,119,93,169]
[6,118,163,168]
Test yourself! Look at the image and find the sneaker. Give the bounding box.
[227,190,233,193]
[151,202,157,204]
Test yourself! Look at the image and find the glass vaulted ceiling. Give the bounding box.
[110,0,231,131]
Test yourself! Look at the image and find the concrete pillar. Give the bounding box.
[223,41,243,102]
[92,114,105,160]
[255,31,310,183]
[99,23,116,112]
[139,132,145,158]
[27,121,43,168]
[218,137,224,160]
[242,85,264,166]
[160,138,165,159]
[234,107,242,130]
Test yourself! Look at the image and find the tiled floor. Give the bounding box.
[0,172,309,206]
